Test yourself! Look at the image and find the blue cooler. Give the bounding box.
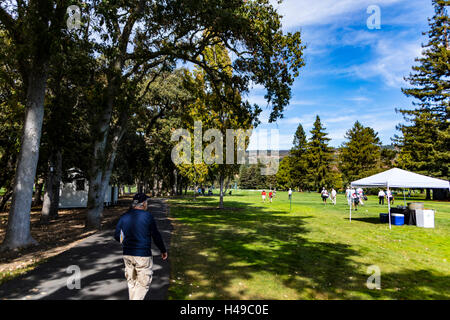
[380,213,389,223]
[391,213,404,226]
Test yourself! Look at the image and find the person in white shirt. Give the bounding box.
[346,186,352,206]
[386,190,394,205]
[330,188,337,205]
[351,188,359,211]
[378,189,385,205]
[356,187,364,206]
[321,187,329,204]
[288,188,292,200]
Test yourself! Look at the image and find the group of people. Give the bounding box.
[345,186,367,210]
[377,189,394,205]
[343,186,394,211]
[259,186,397,214]
[320,187,337,205]
[261,189,276,203]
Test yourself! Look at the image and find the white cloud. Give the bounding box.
[346,96,371,102]
[348,36,423,87]
[245,0,431,149]
[274,0,405,29]
[299,28,425,89]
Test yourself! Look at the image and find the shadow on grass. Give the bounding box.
[169,197,450,300]
[345,217,385,225]
[169,197,356,299]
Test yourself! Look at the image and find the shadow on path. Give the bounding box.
[0,199,172,300]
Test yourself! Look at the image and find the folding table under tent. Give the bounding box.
[350,168,450,229]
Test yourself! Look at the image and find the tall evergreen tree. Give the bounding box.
[289,123,308,190]
[276,156,293,190]
[304,116,334,191]
[395,0,450,180]
[292,123,307,157]
[339,121,382,186]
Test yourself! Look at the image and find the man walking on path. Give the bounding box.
[114,193,168,300]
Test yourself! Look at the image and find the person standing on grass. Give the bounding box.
[351,188,359,211]
[288,188,292,200]
[378,189,385,205]
[269,190,273,203]
[387,189,394,205]
[262,190,266,202]
[321,187,329,204]
[357,187,364,206]
[346,186,352,206]
[114,193,168,300]
[330,188,337,205]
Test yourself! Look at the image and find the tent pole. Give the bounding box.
[349,184,352,222]
[350,197,352,222]
[388,184,391,230]
[403,189,406,207]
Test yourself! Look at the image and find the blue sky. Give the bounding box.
[247,0,436,150]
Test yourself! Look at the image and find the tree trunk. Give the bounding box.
[177,177,183,195]
[1,66,48,251]
[158,179,163,196]
[173,169,178,196]
[86,121,124,229]
[86,153,109,229]
[219,174,224,209]
[86,141,111,229]
[86,82,118,229]
[153,175,158,197]
[86,148,118,229]
[32,180,44,207]
[86,173,107,229]
[41,150,62,223]
[86,162,114,229]
[223,177,231,195]
[178,181,183,195]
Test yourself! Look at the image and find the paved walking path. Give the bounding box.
[0,199,173,300]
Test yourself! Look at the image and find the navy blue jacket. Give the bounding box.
[114,209,167,257]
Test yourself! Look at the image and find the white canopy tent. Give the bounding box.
[350,168,450,229]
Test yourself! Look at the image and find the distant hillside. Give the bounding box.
[245,150,290,164]
[381,144,396,150]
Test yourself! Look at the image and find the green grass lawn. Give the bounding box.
[167,190,450,300]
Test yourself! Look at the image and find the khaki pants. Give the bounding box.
[123,255,153,300]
